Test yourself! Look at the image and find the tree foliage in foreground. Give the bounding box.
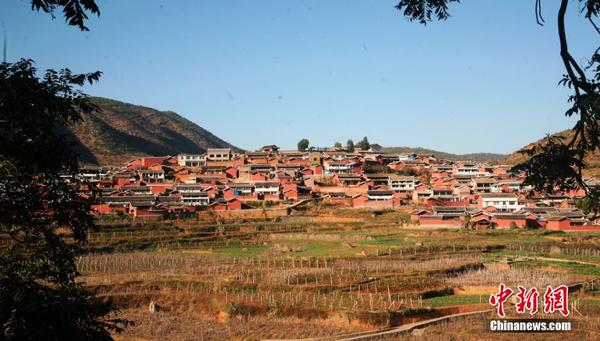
[31,0,100,31]
[0,59,129,340]
[396,0,600,200]
[0,1,129,339]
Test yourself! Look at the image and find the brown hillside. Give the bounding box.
[503,129,600,177]
[67,97,237,165]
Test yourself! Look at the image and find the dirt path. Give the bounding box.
[514,255,600,266]
[263,309,493,341]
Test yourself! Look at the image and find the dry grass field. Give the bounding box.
[74,206,600,340]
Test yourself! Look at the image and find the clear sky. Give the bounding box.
[1,1,596,154]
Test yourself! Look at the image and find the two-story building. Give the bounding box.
[140,169,165,183]
[177,154,206,167]
[254,182,280,196]
[388,175,417,192]
[479,193,522,212]
[176,184,210,206]
[324,161,355,175]
[206,148,232,162]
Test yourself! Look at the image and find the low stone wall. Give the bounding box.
[197,207,289,220]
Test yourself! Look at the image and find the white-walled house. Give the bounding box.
[479,193,523,212]
[206,148,232,162]
[254,182,280,196]
[324,162,354,175]
[140,169,165,183]
[388,175,417,192]
[176,184,209,206]
[177,154,206,167]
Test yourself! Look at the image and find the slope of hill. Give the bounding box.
[68,97,237,165]
[503,130,572,165]
[381,146,506,163]
[503,129,600,177]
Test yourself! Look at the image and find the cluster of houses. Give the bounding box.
[77,145,600,230]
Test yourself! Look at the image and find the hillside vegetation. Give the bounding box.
[381,147,506,163]
[67,97,236,165]
[503,129,600,177]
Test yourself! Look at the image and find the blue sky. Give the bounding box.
[1,1,596,153]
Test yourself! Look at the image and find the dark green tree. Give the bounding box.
[346,139,355,152]
[297,138,309,152]
[358,136,370,150]
[334,141,342,149]
[577,187,600,215]
[395,0,600,204]
[0,59,128,341]
[396,167,418,176]
[0,1,129,340]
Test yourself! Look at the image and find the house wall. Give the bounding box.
[133,208,165,221]
[493,218,526,229]
[148,183,173,194]
[526,218,544,228]
[197,208,289,220]
[552,225,600,231]
[91,204,126,214]
[263,194,282,201]
[546,219,572,230]
[234,194,258,201]
[329,197,352,206]
[228,200,242,210]
[142,157,166,167]
[419,218,463,227]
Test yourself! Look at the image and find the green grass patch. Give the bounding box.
[423,294,485,307]
[512,259,600,276]
[211,244,267,259]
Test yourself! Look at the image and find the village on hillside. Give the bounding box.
[77,145,600,231]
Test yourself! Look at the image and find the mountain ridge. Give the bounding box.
[380,146,506,163]
[68,97,237,165]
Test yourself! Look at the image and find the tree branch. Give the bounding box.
[535,0,545,26]
[558,0,592,195]
[590,17,600,35]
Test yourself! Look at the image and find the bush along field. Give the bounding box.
[68,208,600,340]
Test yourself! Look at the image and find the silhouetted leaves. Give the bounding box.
[577,187,600,215]
[0,59,128,340]
[512,136,583,193]
[0,59,101,175]
[580,0,600,18]
[395,0,459,24]
[395,0,600,205]
[30,0,100,31]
